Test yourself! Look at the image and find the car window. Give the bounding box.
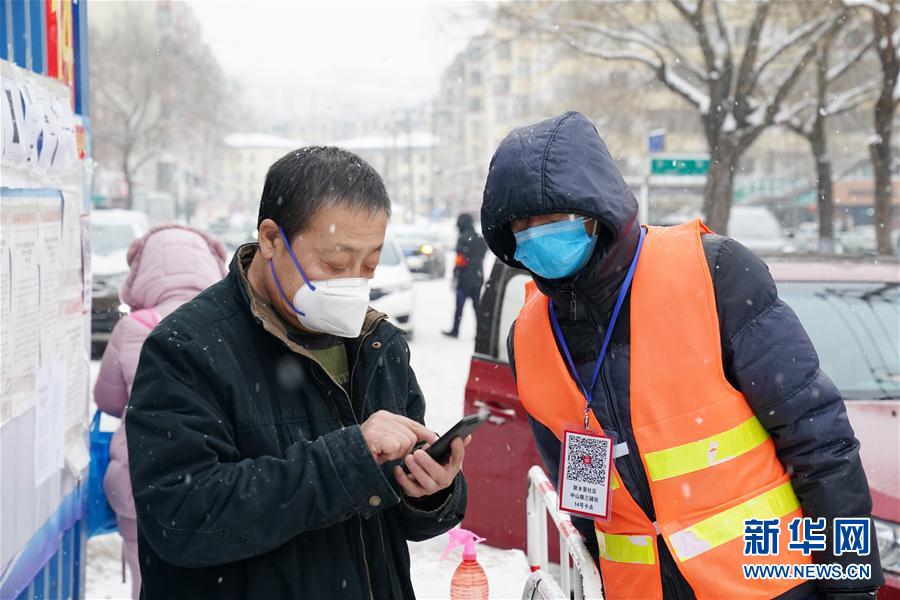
[778,282,900,400]
[379,241,402,266]
[93,224,137,257]
[497,273,531,363]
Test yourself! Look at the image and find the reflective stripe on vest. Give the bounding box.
[644,416,770,482]
[597,532,656,565]
[668,481,800,561]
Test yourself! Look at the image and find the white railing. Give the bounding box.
[521,570,567,600]
[524,466,604,600]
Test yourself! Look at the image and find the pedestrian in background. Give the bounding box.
[93,224,226,600]
[443,213,486,338]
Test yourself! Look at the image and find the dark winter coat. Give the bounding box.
[453,213,487,295]
[126,246,467,600]
[482,112,883,599]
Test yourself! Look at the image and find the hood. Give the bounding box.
[121,224,228,310]
[457,213,475,233]
[481,111,640,316]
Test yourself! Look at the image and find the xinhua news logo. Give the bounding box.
[741,517,872,581]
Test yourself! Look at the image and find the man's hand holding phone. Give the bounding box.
[392,412,487,498]
[394,436,471,498]
[360,410,437,464]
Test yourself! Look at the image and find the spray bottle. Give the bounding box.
[442,528,489,599]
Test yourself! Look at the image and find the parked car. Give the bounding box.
[90,209,148,358]
[370,238,414,338]
[658,206,789,254]
[392,228,447,279]
[464,253,899,597]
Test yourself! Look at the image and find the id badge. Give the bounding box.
[558,428,613,521]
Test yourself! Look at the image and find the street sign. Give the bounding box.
[648,129,666,153]
[650,155,710,176]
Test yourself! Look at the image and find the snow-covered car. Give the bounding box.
[463,252,900,594]
[727,206,789,254]
[767,257,900,594]
[90,209,149,358]
[658,206,789,254]
[370,238,414,338]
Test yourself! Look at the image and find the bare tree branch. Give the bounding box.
[827,35,877,81]
[734,3,772,110]
[712,0,734,69]
[669,0,718,69]
[755,13,848,125]
[749,13,835,93]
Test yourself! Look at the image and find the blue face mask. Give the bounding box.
[513,217,598,279]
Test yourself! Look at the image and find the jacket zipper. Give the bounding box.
[343,319,386,600]
[307,317,386,600]
[600,358,654,519]
[570,290,577,320]
[308,366,375,600]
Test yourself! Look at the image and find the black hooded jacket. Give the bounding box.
[453,213,487,294]
[481,112,882,599]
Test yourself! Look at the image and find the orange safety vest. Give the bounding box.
[514,220,811,599]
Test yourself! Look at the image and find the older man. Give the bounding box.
[127,147,467,599]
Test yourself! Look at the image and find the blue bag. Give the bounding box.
[87,411,118,537]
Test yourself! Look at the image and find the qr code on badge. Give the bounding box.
[566,434,610,486]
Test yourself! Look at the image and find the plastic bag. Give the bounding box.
[87,411,118,537]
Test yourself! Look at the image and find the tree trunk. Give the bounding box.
[810,119,835,254]
[870,6,898,256]
[122,155,135,211]
[702,141,739,234]
[870,125,895,255]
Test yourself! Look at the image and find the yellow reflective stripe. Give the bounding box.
[644,416,769,482]
[612,472,620,490]
[669,481,800,562]
[596,531,656,565]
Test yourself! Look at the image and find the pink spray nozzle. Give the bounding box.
[441,528,487,562]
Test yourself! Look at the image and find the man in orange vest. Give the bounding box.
[481,112,883,599]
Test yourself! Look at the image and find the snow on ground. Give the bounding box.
[85,534,131,599]
[86,272,531,599]
[410,533,530,600]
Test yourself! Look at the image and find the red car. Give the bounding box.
[463,256,899,597]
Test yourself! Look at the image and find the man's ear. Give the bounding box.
[257,219,280,260]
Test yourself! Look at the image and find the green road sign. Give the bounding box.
[650,156,710,176]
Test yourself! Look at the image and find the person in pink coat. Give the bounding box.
[93,224,227,599]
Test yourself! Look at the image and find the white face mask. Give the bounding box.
[291,276,370,338]
[269,225,371,338]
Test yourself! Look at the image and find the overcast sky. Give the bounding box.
[188,1,486,121]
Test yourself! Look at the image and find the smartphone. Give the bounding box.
[402,411,489,475]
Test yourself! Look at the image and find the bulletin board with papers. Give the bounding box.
[0,58,92,596]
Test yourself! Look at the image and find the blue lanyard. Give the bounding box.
[548,226,645,430]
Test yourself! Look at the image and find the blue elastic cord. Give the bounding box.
[277,224,316,291]
[269,260,306,317]
[548,226,645,423]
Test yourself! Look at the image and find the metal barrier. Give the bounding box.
[525,466,604,600]
[521,570,567,600]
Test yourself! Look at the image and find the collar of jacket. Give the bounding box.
[229,244,387,361]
